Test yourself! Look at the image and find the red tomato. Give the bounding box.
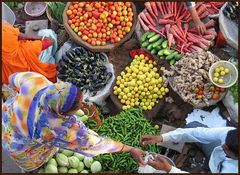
[125,2,131,7]
[68,20,72,25]
[74,4,78,9]
[121,21,126,27]
[219,88,225,92]
[91,40,96,46]
[114,37,121,43]
[69,14,75,19]
[72,9,77,15]
[99,8,104,13]
[69,6,74,11]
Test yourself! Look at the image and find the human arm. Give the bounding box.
[39,115,146,165]
[184,2,206,35]
[141,127,235,145]
[18,33,54,50]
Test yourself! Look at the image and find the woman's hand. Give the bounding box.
[140,135,163,146]
[194,20,206,35]
[147,155,172,172]
[121,144,147,166]
[129,147,147,166]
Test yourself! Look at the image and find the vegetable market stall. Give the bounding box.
[2,1,238,174]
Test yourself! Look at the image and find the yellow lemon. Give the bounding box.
[214,68,220,73]
[220,71,225,76]
[219,66,224,71]
[214,72,219,77]
[164,88,169,93]
[224,68,229,74]
[147,105,152,110]
[213,77,218,82]
[218,78,224,84]
[143,106,147,110]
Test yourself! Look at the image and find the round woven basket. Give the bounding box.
[46,5,64,29]
[62,2,137,52]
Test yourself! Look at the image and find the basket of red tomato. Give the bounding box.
[63,2,137,52]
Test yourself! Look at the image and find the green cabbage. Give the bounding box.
[76,161,85,172]
[68,156,80,168]
[83,157,93,168]
[90,161,102,173]
[81,170,89,173]
[76,109,85,117]
[56,153,69,167]
[47,158,57,167]
[45,164,58,173]
[73,153,85,161]
[58,167,68,173]
[68,168,78,173]
[61,150,74,157]
[79,115,89,123]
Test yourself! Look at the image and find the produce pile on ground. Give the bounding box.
[138,2,217,53]
[140,31,182,65]
[66,1,134,46]
[230,63,238,103]
[204,2,225,15]
[38,149,102,173]
[223,2,238,24]
[162,51,225,106]
[113,54,169,111]
[95,108,160,173]
[48,2,66,24]
[58,46,113,96]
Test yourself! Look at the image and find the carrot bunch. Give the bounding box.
[138,2,218,53]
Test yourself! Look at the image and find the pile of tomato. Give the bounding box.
[66,2,134,46]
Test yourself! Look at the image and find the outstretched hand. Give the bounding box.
[129,148,147,167]
[147,155,172,172]
[140,135,162,146]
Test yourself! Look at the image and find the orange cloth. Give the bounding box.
[2,23,57,84]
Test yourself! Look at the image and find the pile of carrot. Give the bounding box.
[204,2,226,15]
[138,2,218,53]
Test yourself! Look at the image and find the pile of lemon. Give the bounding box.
[113,54,169,111]
[213,66,230,84]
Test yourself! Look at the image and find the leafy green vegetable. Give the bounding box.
[58,167,68,173]
[47,2,66,24]
[83,157,93,168]
[56,153,69,167]
[95,108,160,173]
[76,162,85,172]
[230,63,238,103]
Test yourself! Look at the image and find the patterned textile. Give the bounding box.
[2,72,123,172]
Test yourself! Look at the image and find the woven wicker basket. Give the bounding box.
[62,2,137,52]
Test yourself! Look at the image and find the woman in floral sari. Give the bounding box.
[2,72,146,172]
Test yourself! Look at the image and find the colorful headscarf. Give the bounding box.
[40,82,79,115]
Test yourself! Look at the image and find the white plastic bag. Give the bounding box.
[222,91,238,123]
[82,53,115,106]
[219,2,238,49]
[55,41,73,63]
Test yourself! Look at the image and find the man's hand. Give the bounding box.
[147,155,172,172]
[194,20,206,35]
[140,135,163,146]
[129,147,147,167]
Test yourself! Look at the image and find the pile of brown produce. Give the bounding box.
[162,51,225,106]
[138,2,217,53]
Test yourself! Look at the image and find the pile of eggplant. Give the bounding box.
[223,2,238,24]
[58,46,113,96]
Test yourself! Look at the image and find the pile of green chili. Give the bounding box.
[94,108,160,173]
